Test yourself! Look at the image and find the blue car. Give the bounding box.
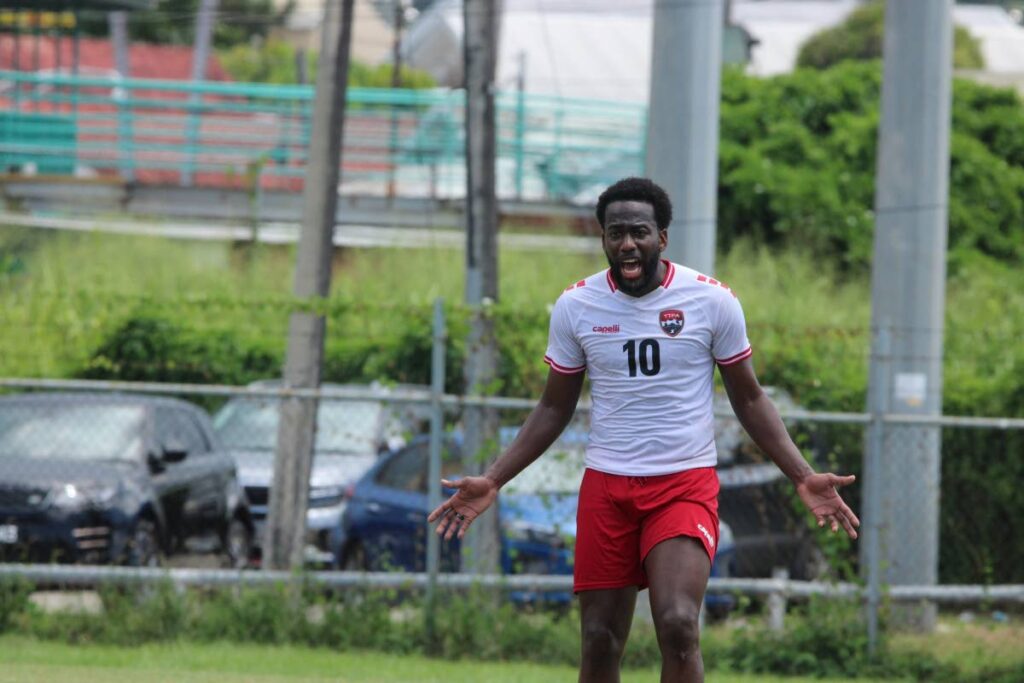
[334,435,736,609]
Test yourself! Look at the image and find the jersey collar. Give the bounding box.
[606,259,675,292]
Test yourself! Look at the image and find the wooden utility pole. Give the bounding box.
[265,0,355,571]
[461,0,501,575]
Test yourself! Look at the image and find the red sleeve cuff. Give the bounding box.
[716,346,753,366]
[544,355,586,375]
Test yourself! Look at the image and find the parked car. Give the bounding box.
[334,435,737,608]
[0,392,253,567]
[714,388,828,579]
[212,381,431,566]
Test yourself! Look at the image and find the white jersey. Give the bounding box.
[544,260,752,476]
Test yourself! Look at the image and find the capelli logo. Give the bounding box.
[592,324,620,334]
[696,523,715,548]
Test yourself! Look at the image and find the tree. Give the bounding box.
[796,1,985,71]
[78,0,287,48]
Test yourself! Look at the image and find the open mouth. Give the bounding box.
[619,258,643,280]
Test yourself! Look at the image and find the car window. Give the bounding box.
[377,442,427,492]
[156,407,208,456]
[0,402,145,462]
[213,397,383,454]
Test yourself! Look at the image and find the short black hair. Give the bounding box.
[595,177,673,232]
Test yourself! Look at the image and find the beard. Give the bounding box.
[607,250,662,294]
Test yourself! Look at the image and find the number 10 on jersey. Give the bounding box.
[622,339,661,377]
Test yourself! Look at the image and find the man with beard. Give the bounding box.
[429,177,859,683]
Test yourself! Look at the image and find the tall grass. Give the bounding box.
[2,227,1021,418]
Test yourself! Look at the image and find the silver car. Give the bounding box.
[212,381,431,566]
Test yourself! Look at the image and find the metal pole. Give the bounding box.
[462,0,502,575]
[182,0,217,187]
[425,297,446,650]
[266,0,355,572]
[645,0,723,276]
[863,327,890,654]
[387,0,406,200]
[514,51,526,201]
[866,0,953,633]
[109,11,134,182]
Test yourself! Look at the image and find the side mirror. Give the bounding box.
[147,451,166,473]
[162,439,189,463]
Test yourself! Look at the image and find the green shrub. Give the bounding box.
[219,38,437,88]
[719,63,1024,269]
[0,577,31,633]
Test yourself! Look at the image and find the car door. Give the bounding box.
[358,441,430,571]
[155,406,224,544]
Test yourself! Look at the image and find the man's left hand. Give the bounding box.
[796,473,860,539]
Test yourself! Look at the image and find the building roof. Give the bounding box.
[403,0,1024,102]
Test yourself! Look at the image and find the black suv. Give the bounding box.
[0,393,253,567]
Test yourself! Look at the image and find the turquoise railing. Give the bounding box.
[0,70,646,201]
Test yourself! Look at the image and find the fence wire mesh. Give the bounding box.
[0,303,1021,611]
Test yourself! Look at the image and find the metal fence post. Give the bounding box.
[425,297,446,649]
[863,326,891,655]
[768,567,789,632]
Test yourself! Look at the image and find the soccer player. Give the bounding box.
[428,177,859,682]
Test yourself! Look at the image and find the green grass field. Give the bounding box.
[0,636,892,683]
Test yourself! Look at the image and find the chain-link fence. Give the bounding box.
[1,301,1023,644]
[2,379,1021,584]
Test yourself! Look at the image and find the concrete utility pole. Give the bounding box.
[109,12,129,77]
[182,0,218,186]
[265,0,355,571]
[108,11,133,181]
[387,0,409,199]
[863,0,953,637]
[645,0,724,276]
[461,0,502,575]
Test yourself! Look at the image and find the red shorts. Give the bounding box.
[574,467,720,593]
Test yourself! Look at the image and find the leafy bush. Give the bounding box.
[796,1,985,71]
[0,577,31,634]
[219,38,437,88]
[718,62,1024,269]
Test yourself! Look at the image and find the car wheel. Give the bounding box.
[341,542,367,571]
[224,518,253,569]
[128,518,162,568]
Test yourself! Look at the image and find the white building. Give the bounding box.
[400,0,1024,101]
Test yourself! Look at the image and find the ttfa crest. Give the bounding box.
[659,309,684,337]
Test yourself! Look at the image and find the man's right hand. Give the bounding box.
[427,476,499,540]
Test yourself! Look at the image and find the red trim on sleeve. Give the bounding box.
[544,355,586,375]
[716,347,753,366]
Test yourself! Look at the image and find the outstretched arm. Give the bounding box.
[428,368,585,540]
[718,358,860,539]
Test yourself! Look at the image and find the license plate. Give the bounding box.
[0,524,17,544]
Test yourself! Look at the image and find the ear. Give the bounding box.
[658,228,668,252]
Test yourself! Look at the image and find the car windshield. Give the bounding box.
[213,397,383,455]
[0,403,145,462]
